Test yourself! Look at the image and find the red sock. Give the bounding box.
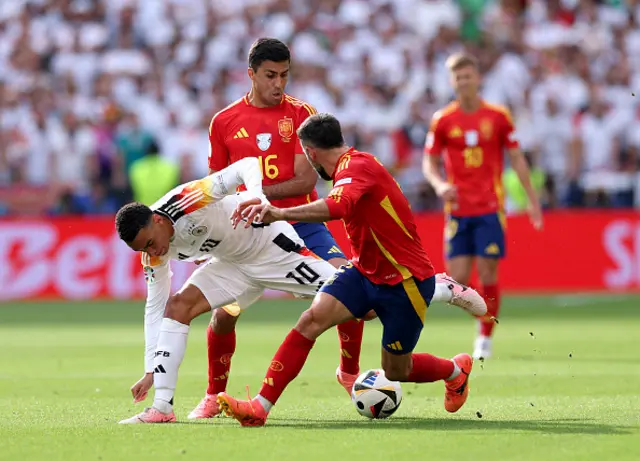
[407,353,455,383]
[205,326,236,395]
[479,284,500,337]
[336,319,363,375]
[259,329,315,405]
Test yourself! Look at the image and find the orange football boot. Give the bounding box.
[444,353,473,413]
[216,392,268,427]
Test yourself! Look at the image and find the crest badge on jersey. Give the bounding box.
[480,119,493,139]
[256,133,272,151]
[191,225,207,237]
[278,116,294,142]
[464,130,479,147]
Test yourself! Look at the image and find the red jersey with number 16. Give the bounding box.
[324,148,435,286]
[425,100,519,217]
[208,93,319,209]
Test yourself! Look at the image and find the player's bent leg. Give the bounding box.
[218,292,355,426]
[296,220,368,387]
[327,256,366,386]
[190,309,240,420]
[164,284,213,324]
[186,259,262,420]
[120,285,211,424]
[434,273,487,317]
[474,257,500,360]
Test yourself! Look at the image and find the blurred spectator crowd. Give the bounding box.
[1,0,640,216]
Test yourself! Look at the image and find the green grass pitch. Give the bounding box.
[1,295,639,461]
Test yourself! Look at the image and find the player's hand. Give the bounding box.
[436,183,457,202]
[230,197,260,228]
[130,373,153,403]
[528,203,543,231]
[232,198,284,228]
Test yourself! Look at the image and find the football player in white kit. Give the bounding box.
[116,157,337,424]
[116,157,486,424]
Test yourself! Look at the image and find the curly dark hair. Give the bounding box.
[115,202,153,243]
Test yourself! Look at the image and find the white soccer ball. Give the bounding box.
[351,369,402,419]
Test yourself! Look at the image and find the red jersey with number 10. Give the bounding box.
[425,100,519,216]
[208,93,319,208]
[324,148,435,286]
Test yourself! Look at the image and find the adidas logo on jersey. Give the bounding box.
[485,243,500,255]
[387,341,403,351]
[327,245,341,254]
[233,128,249,139]
[449,126,463,138]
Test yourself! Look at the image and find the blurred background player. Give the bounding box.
[191,38,364,419]
[423,52,543,361]
[217,113,486,426]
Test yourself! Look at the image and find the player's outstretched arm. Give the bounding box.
[507,148,543,230]
[233,198,332,228]
[262,154,317,200]
[208,157,265,201]
[134,259,172,402]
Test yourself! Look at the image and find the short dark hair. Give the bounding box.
[296,113,345,150]
[115,202,153,243]
[248,38,290,71]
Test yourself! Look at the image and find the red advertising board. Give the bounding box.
[0,211,639,301]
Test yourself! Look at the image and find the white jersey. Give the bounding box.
[140,157,335,372]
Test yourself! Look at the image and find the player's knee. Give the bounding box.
[295,307,329,340]
[211,308,238,334]
[164,293,198,324]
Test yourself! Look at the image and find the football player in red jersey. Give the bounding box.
[423,53,543,360]
[215,113,486,427]
[188,38,365,419]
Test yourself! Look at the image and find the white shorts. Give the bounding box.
[186,247,337,316]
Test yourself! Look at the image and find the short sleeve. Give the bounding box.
[295,102,318,156]
[208,115,230,171]
[425,112,446,156]
[325,155,373,219]
[500,109,519,150]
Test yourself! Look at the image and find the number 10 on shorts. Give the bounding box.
[286,262,320,285]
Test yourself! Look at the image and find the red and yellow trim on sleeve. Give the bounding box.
[155,179,215,223]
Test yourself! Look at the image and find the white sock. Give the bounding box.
[432,281,453,303]
[152,318,190,412]
[446,359,461,381]
[256,394,274,413]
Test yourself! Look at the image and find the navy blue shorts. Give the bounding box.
[445,213,506,259]
[292,222,346,261]
[320,263,435,355]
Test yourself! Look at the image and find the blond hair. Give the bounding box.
[445,53,479,72]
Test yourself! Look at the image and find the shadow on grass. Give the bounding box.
[258,417,634,435]
[173,416,636,435]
